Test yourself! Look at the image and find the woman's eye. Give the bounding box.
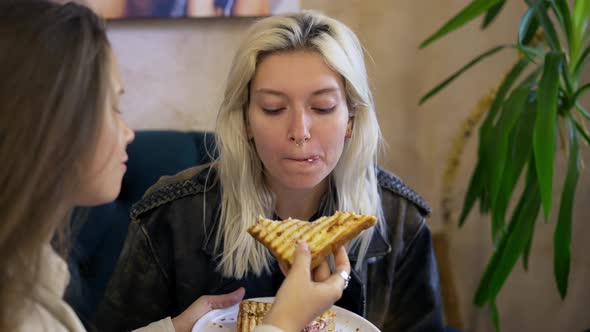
[262,107,285,114]
[314,106,336,114]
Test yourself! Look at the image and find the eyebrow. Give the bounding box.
[254,87,340,97]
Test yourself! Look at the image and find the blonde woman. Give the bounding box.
[0,2,343,332]
[97,11,443,332]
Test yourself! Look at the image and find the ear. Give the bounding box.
[345,116,354,139]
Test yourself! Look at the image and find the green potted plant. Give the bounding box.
[419,0,590,330]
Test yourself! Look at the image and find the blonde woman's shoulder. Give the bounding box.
[376,167,431,216]
[130,163,219,221]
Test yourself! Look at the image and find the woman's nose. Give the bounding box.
[287,108,311,145]
[123,120,134,144]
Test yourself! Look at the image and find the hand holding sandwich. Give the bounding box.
[262,241,351,332]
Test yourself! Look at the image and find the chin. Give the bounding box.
[79,185,121,207]
[282,176,326,191]
[101,186,122,204]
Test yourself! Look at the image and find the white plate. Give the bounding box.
[192,296,380,332]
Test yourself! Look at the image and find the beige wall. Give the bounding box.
[107,1,590,331]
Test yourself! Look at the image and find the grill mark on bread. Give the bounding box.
[274,220,310,263]
[269,220,302,264]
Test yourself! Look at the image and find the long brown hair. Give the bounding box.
[0,1,110,329]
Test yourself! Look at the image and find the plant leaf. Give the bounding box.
[474,224,511,306]
[533,2,562,51]
[420,0,504,48]
[518,7,543,62]
[473,60,531,220]
[482,1,506,29]
[490,161,541,303]
[523,17,540,46]
[489,88,530,241]
[479,58,530,157]
[494,94,536,244]
[520,101,540,273]
[554,118,579,299]
[419,45,511,104]
[490,299,501,332]
[516,97,539,271]
[474,158,540,306]
[534,51,563,218]
[574,118,590,145]
[573,0,590,38]
[576,102,590,121]
[480,186,491,214]
[573,42,590,79]
[572,82,590,104]
[562,62,576,97]
[522,220,536,270]
[458,160,486,226]
[550,0,573,45]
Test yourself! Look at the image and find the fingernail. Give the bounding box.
[297,241,309,251]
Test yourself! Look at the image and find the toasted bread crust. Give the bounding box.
[247,211,377,269]
[237,300,272,332]
[236,300,336,332]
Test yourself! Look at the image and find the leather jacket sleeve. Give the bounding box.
[386,222,443,331]
[366,190,444,331]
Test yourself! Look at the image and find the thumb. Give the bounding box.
[290,241,311,276]
[208,287,246,310]
[173,288,245,332]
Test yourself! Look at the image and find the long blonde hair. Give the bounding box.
[214,11,384,278]
[0,2,110,330]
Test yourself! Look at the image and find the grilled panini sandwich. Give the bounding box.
[247,211,377,269]
[236,300,336,332]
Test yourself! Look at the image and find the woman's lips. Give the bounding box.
[283,155,321,169]
[288,155,320,162]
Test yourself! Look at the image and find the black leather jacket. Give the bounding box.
[95,165,444,331]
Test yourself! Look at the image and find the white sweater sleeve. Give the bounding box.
[132,316,175,332]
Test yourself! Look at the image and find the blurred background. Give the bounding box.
[87,0,299,17]
[90,0,589,331]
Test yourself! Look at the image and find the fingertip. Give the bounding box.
[292,240,311,271]
[334,246,350,270]
[296,240,309,252]
[232,287,246,301]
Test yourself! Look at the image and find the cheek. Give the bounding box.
[251,129,282,163]
[325,134,346,162]
[88,132,111,176]
[248,115,282,155]
[92,119,118,171]
[322,118,349,152]
[72,119,122,206]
